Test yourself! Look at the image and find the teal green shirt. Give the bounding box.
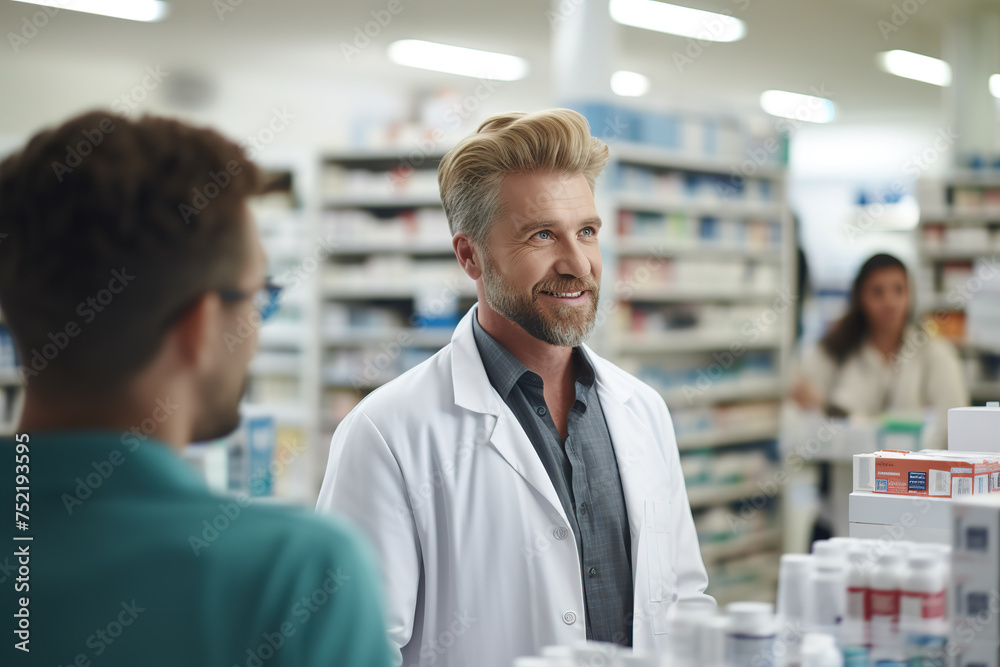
[1,431,392,667]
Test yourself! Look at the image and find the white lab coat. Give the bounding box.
[316,305,712,667]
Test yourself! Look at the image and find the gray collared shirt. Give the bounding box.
[472,315,634,646]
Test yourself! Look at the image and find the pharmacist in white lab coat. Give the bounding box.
[790,252,968,448]
[316,109,712,667]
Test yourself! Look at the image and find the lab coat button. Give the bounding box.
[553,527,569,540]
[562,611,577,625]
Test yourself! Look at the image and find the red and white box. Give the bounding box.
[854,451,1000,498]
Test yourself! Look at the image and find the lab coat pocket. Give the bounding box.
[644,499,677,635]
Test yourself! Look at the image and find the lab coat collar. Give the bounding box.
[450,303,650,548]
[451,304,569,525]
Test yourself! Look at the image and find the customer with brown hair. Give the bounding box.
[0,111,391,667]
[790,252,967,447]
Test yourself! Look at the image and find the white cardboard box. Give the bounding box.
[951,495,1000,643]
[848,492,953,545]
[950,407,1000,453]
[848,521,950,544]
[951,640,999,667]
[849,492,954,529]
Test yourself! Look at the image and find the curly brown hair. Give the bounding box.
[0,110,261,396]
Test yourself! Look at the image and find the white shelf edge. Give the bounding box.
[608,141,786,180]
[617,192,784,218]
[699,527,782,565]
[615,241,782,260]
[322,195,442,209]
[322,284,477,299]
[615,332,781,354]
[324,243,455,256]
[657,377,783,406]
[677,419,780,450]
[626,287,781,302]
[323,328,454,347]
[688,479,774,509]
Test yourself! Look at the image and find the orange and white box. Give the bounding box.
[853,451,1000,498]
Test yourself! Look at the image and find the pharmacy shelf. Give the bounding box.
[323,194,442,209]
[676,419,780,451]
[920,209,1000,224]
[658,377,783,406]
[971,381,1000,398]
[707,563,780,606]
[609,141,785,180]
[323,328,454,348]
[626,286,780,303]
[326,241,454,256]
[243,403,308,427]
[616,239,782,261]
[942,169,1000,187]
[617,192,784,219]
[918,175,1000,414]
[699,528,782,565]
[919,247,1000,261]
[323,378,382,391]
[322,284,478,300]
[249,356,302,376]
[614,331,780,353]
[321,149,449,167]
[258,328,306,349]
[687,479,769,509]
[915,292,962,312]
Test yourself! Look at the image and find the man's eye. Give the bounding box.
[581,227,595,236]
[535,231,551,240]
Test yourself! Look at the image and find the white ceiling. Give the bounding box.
[0,0,997,140]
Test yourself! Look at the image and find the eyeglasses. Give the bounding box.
[217,280,283,322]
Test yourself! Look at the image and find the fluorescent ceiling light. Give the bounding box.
[609,0,745,42]
[611,70,650,97]
[10,0,168,22]
[760,90,836,124]
[877,50,951,86]
[990,74,1000,99]
[387,40,528,81]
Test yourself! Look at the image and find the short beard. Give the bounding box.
[480,250,598,348]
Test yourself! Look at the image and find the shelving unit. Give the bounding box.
[591,136,793,605]
[317,148,476,494]
[916,172,1000,404]
[237,153,323,503]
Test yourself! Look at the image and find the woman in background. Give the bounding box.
[790,252,967,449]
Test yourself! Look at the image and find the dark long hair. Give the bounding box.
[820,253,909,365]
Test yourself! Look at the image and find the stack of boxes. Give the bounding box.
[950,494,1000,667]
[844,405,1000,665]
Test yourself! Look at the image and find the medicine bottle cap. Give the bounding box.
[907,553,936,570]
[727,602,776,634]
[812,541,844,560]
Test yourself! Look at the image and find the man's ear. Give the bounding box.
[453,234,483,281]
[170,293,218,373]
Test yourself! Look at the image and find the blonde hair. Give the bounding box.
[438,108,609,248]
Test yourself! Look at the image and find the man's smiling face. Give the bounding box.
[478,170,602,347]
